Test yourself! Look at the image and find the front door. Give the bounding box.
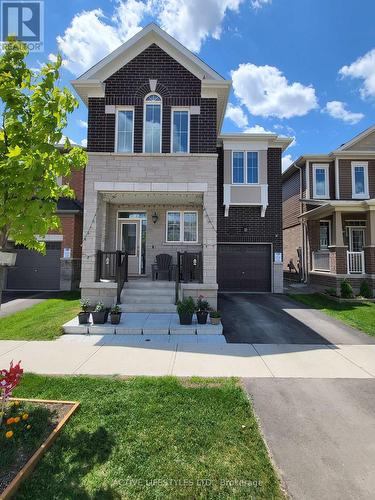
[349,228,365,252]
[118,221,141,275]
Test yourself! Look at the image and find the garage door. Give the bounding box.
[6,242,61,290]
[217,244,271,292]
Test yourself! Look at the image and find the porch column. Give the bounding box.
[202,191,217,284]
[332,210,347,274]
[364,209,375,274]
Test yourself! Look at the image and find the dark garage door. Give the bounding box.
[6,242,61,290]
[218,244,271,292]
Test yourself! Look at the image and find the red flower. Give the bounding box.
[0,361,23,401]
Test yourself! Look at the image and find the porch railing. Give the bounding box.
[312,251,330,272]
[96,250,128,303]
[347,251,365,274]
[175,251,203,304]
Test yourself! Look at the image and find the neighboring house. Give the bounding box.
[72,23,292,309]
[282,125,375,294]
[6,140,85,291]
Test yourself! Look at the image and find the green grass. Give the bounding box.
[12,375,284,500]
[289,293,375,336]
[0,292,80,341]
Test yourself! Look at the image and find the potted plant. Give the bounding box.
[195,295,210,325]
[177,296,196,325]
[91,302,107,325]
[110,304,122,325]
[209,310,221,325]
[78,298,91,324]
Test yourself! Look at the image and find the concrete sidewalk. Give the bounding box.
[0,337,374,377]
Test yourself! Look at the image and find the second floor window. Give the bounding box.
[313,164,329,198]
[172,109,189,153]
[144,93,162,153]
[232,151,259,184]
[116,109,134,152]
[352,162,369,198]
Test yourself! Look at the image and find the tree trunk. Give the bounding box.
[0,265,6,310]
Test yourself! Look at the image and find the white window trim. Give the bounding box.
[166,210,198,243]
[143,92,162,153]
[171,107,190,153]
[231,151,259,185]
[319,220,331,250]
[115,106,134,153]
[312,164,330,199]
[351,161,369,199]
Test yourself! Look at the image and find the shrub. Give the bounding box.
[209,310,221,319]
[79,298,91,312]
[359,280,373,299]
[340,279,353,299]
[176,297,195,315]
[325,287,337,297]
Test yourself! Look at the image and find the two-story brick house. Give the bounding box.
[282,125,375,294]
[73,24,291,310]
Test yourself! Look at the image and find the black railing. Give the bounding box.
[96,250,128,303]
[175,251,203,304]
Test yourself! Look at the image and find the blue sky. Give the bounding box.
[25,0,375,169]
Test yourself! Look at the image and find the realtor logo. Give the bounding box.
[1,1,44,51]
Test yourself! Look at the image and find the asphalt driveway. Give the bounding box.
[244,378,375,500]
[219,293,375,344]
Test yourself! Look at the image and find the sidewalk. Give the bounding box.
[1,336,374,378]
[0,293,47,318]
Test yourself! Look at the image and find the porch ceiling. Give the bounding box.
[102,191,203,206]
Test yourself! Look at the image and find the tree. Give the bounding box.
[0,39,87,306]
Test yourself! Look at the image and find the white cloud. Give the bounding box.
[225,103,248,127]
[78,119,88,129]
[282,154,293,172]
[81,139,88,147]
[152,0,242,53]
[56,1,147,75]
[48,53,58,63]
[324,100,364,124]
[231,63,318,118]
[339,48,375,99]
[243,124,272,133]
[56,0,248,75]
[251,0,271,9]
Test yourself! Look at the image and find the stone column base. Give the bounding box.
[60,259,82,291]
[180,283,218,309]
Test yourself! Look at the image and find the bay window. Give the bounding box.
[232,151,258,184]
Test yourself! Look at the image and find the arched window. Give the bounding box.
[144,93,162,153]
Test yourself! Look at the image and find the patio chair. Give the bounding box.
[152,254,174,281]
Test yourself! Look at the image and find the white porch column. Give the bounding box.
[333,211,344,247]
[81,191,106,283]
[202,191,217,284]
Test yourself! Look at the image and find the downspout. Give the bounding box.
[294,163,307,283]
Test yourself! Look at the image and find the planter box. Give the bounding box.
[78,312,90,324]
[196,311,208,324]
[0,251,17,267]
[92,311,107,324]
[1,398,79,499]
[210,317,221,325]
[178,312,193,325]
[110,313,122,325]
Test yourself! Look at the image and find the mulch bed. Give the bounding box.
[0,399,78,498]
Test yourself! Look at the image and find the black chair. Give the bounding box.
[152,254,173,281]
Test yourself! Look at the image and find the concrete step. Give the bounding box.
[121,303,177,313]
[122,288,174,297]
[121,295,175,304]
[126,280,175,290]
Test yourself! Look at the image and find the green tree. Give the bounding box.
[0,40,87,306]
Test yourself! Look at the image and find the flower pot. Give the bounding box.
[78,312,90,324]
[110,312,122,325]
[91,311,107,325]
[196,311,208,324]
[210,317,221,325]
[0,251,17,267]
[179,312,193,325]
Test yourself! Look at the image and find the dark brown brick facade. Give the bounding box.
[87,44,217,154]
[217,147,283,255]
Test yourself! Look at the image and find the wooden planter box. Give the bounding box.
[1,398,80,499]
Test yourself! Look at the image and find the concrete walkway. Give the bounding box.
[1,337,375,377]
[0,292,47,318]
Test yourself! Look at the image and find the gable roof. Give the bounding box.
[71,23,231,133]
[334,124,375,152]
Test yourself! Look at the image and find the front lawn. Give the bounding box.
[13,375,284,499]
[289,293,375,336]
[0,292,80,341]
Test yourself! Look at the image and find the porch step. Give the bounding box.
[126,280,175,290]
[121,303,177,313]
[122,294,175,304]
[122,288,174,297]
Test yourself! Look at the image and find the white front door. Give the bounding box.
[118,220,141,275]
[349,228,365,252]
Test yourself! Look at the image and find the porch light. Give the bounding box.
[152,211,159,224]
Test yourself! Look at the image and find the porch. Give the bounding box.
[302,201,375,292]
[80,187,218,309]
